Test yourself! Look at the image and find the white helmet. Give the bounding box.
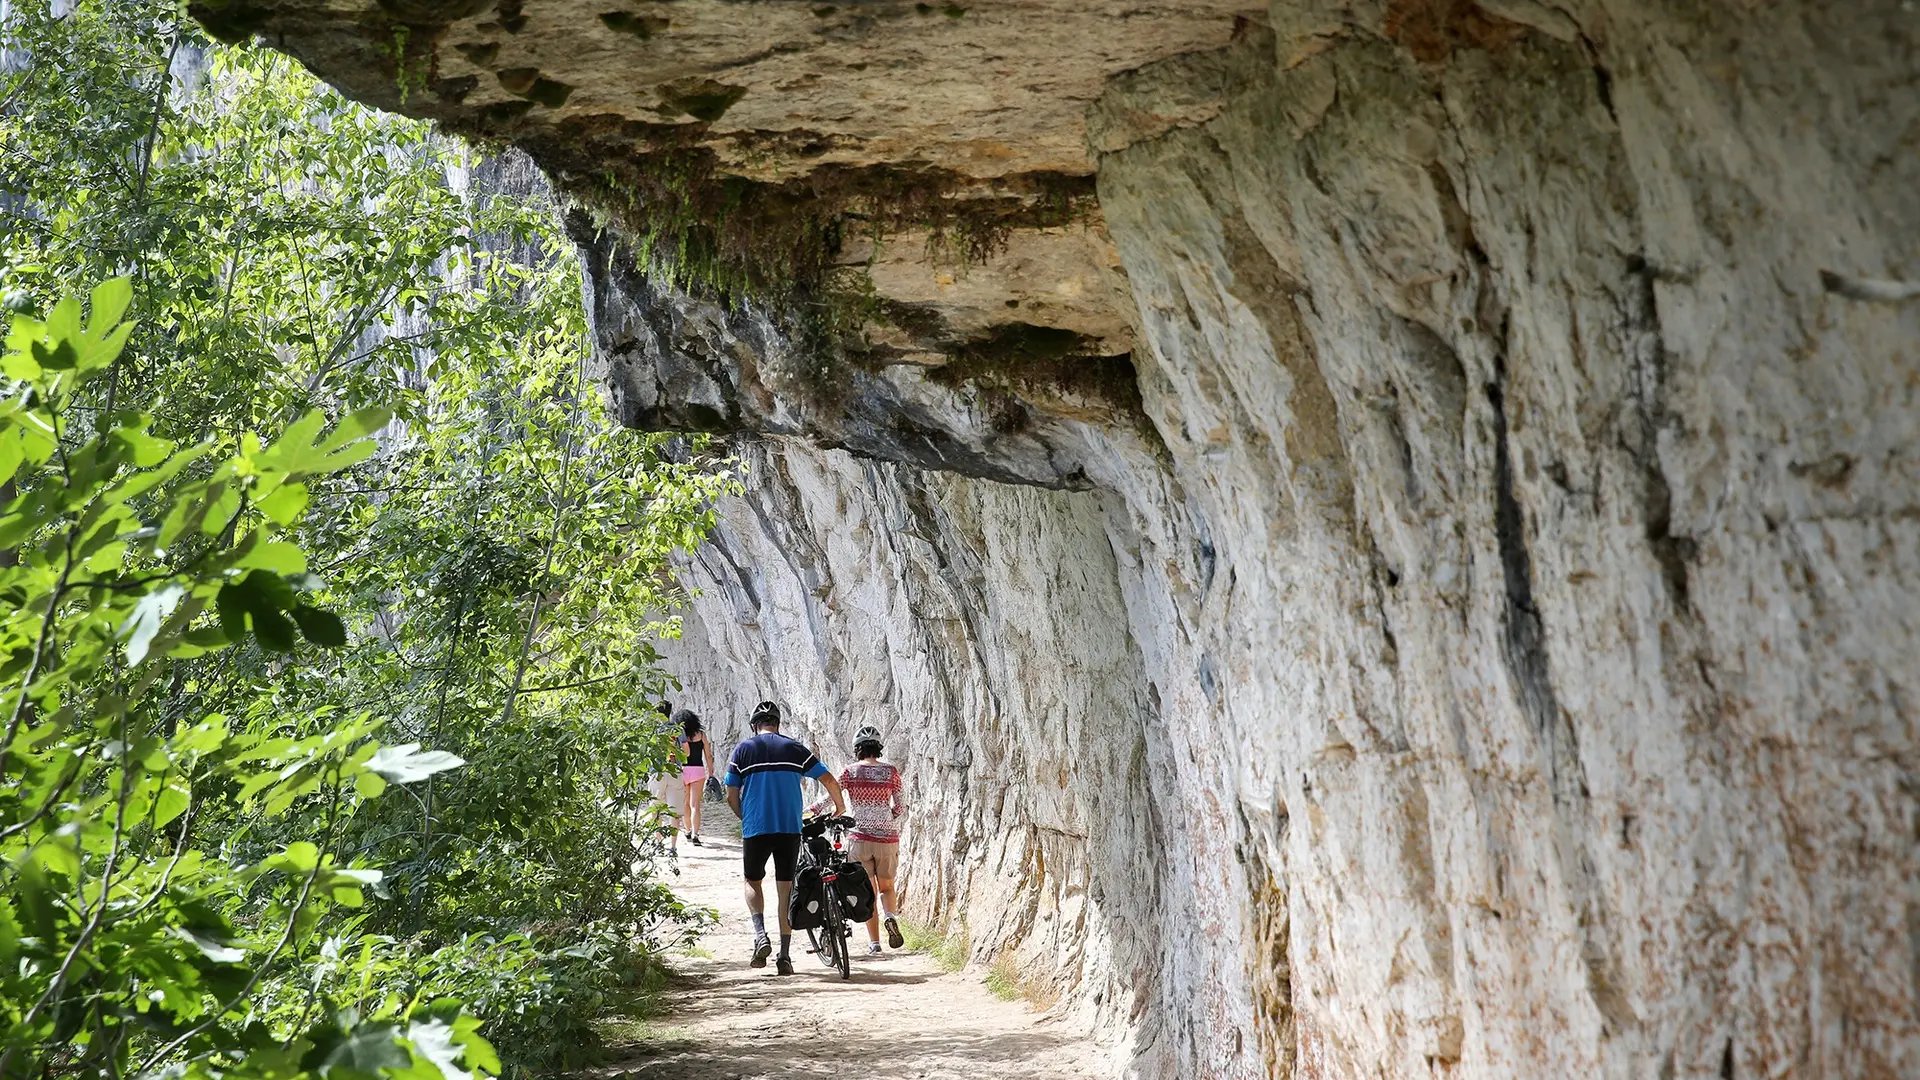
[853,725,883,749]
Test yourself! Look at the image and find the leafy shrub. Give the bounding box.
[0,283,494,1079]
[248,919,684,1076]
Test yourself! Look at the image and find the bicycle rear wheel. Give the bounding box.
[816,912,840,973]
[825,887,850,980]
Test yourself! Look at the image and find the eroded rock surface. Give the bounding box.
[228,1,1920,1077]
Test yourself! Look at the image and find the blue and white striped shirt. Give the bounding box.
[725,732,829,837]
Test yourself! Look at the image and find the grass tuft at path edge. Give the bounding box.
[898,920,968,971]
[984,950,1063,1011]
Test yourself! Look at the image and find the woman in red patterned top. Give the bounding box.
[842,725,907,953]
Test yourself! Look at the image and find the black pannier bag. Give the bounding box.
[833,858,877,924]
[789,863,828,931]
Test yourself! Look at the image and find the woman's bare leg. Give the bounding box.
[684,781,703,836]
[869,875,896,942]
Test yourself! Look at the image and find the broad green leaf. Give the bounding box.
[216,581,250,643]
[448,1017,500,1075]
[250,605,297,652]
[0,899,20,965]
[32,828,81,877]
[234,769,286,807]
[315,1024,409,1079]
[0,429,22,484]
[102,439,216,506]
[78,320,133,373]
[85,540,126,573]
[152,781,190,829]
[219,569,303,651]
[31,337,76,371]
[236,568,299,610]
[199,481,242,537]
[0,339,40,381]
[87,277,132,336]
[313,436,380,474]
[240,540,308,575]
[177,716,231,755]
[42,295,80,348]
[264,841,320,875]
[318,407,392,453]
[352,769,388,799]
[112,423,173,468]
[256,481,309,525]
[257,409,327,472]
[291,605,347,647]
[13,863,59,937]
[16,409,55,465]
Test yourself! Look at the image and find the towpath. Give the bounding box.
[599,803,1102,1080]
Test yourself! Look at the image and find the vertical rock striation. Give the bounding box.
[1081,5,1920,1075]
[226,1,1920,1076]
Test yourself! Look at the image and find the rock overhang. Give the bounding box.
[199,0,1252,184]
[192,0,1249,484]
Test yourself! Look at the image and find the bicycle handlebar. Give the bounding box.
[802,814,856,836]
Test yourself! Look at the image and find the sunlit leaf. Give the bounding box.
[122,582,185,665]
[319,406,392,453]
[367,744,465,785]
[242,540,308,575]
[403,1020,471,1080]
[264,841,320,875]
[87,276,133,336]
[152,781,190,828]
[170,926,245,964]
[256,481,309,525]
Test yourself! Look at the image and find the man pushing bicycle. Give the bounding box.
[726,700,845,975]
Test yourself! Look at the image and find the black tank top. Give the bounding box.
[683,734,703,767]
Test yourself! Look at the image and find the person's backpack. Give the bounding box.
[833,858,877,924]
[788,863,828,931]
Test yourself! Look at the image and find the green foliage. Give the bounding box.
[983,956,1022,1001]
[569,140,1094,310]
[1,0,738,1074]
[0,283,493,1080]
[251,923,676,1074]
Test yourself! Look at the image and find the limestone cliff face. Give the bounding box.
[230,1,1920,1077]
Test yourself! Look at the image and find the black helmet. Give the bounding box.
[750,700,781,728]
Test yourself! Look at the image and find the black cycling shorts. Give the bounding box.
[741,832,802,882]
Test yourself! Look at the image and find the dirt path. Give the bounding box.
[602,807,1102,1080]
